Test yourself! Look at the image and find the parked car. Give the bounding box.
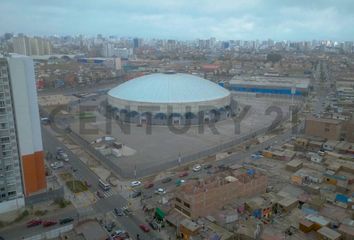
[175,179,186,186]
[113,230,125,235]
[179,172,188,177]
[192,164,201,172]
[204,164,212,169]
[251,154,262,160]
[59,217,74,225]
[139,224,150,232]
[26,219,42,228]
[154,188,166,195]
[149,221,159,230]
[43,220,57,227]
[50,161,64,170]
[114,208,125,216]
[144,182,154,189]
[56,152,69,162]
[132,190,142,198]
[161,177,172,183]
[131,181,141,187]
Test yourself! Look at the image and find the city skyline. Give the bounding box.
[1,0,354,41]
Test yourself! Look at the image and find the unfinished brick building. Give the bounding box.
[174,167,268,219]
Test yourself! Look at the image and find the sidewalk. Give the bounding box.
[54,169,97,209]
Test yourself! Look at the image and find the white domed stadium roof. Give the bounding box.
[108,73,230,103]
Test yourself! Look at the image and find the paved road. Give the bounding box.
[41,126,158,240]
[0,206,77,239]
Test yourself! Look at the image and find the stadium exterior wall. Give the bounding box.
[106,94,235,125]
[107,94,231,114]
[230,85,308,96]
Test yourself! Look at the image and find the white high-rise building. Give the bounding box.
[0,54,46,214]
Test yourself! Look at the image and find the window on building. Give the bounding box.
[7,191,16,196]
[182,209,191,217]
[183,202,190,208]
[176,197,181,203]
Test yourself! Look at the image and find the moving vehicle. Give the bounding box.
[105,222,116,232]
[43,220,57,227]
[26,219,42,228]
[161,177,172,183]
[131,181,141,187]
[192,164,201,172]
[59,217,74,225]
[84,180,92,187]
[99,179,111,191]
[114,208,125,216]
[139,224,150,232]
[179,172,188,177]
[96,191,104,198]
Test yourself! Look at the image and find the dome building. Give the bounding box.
[107,73,233,125]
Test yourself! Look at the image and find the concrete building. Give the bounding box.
[305,117,343,141]
[12,36,53,56]
[229,76,310,96]
[317,226,342,240]
[0,55,46,213]
[107,72,233,125]
[174,168,267,218]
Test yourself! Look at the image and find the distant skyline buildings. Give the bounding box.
[1,33,353,55]
[1,1,354,41]
[12,36,53,56]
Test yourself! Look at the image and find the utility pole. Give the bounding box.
[134,165,137,179]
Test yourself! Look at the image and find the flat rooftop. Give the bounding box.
[230,76,310,89]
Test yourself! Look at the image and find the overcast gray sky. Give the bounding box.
[1,0,353,41]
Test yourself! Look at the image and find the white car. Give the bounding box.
[50,161,64,169]
[130,181,141,187]
[192,164,201,172]
[155,188,166,194]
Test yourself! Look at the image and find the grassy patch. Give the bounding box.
[0,220,6,228]
[78,112,95,119]
[60,172,73,181]
[66,180,88,193]
[13,210,29,222]
[54,198,71,208]
[34,209,48,216]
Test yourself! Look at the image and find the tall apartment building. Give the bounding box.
[0,55,46,213]
[12,36,53,56]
